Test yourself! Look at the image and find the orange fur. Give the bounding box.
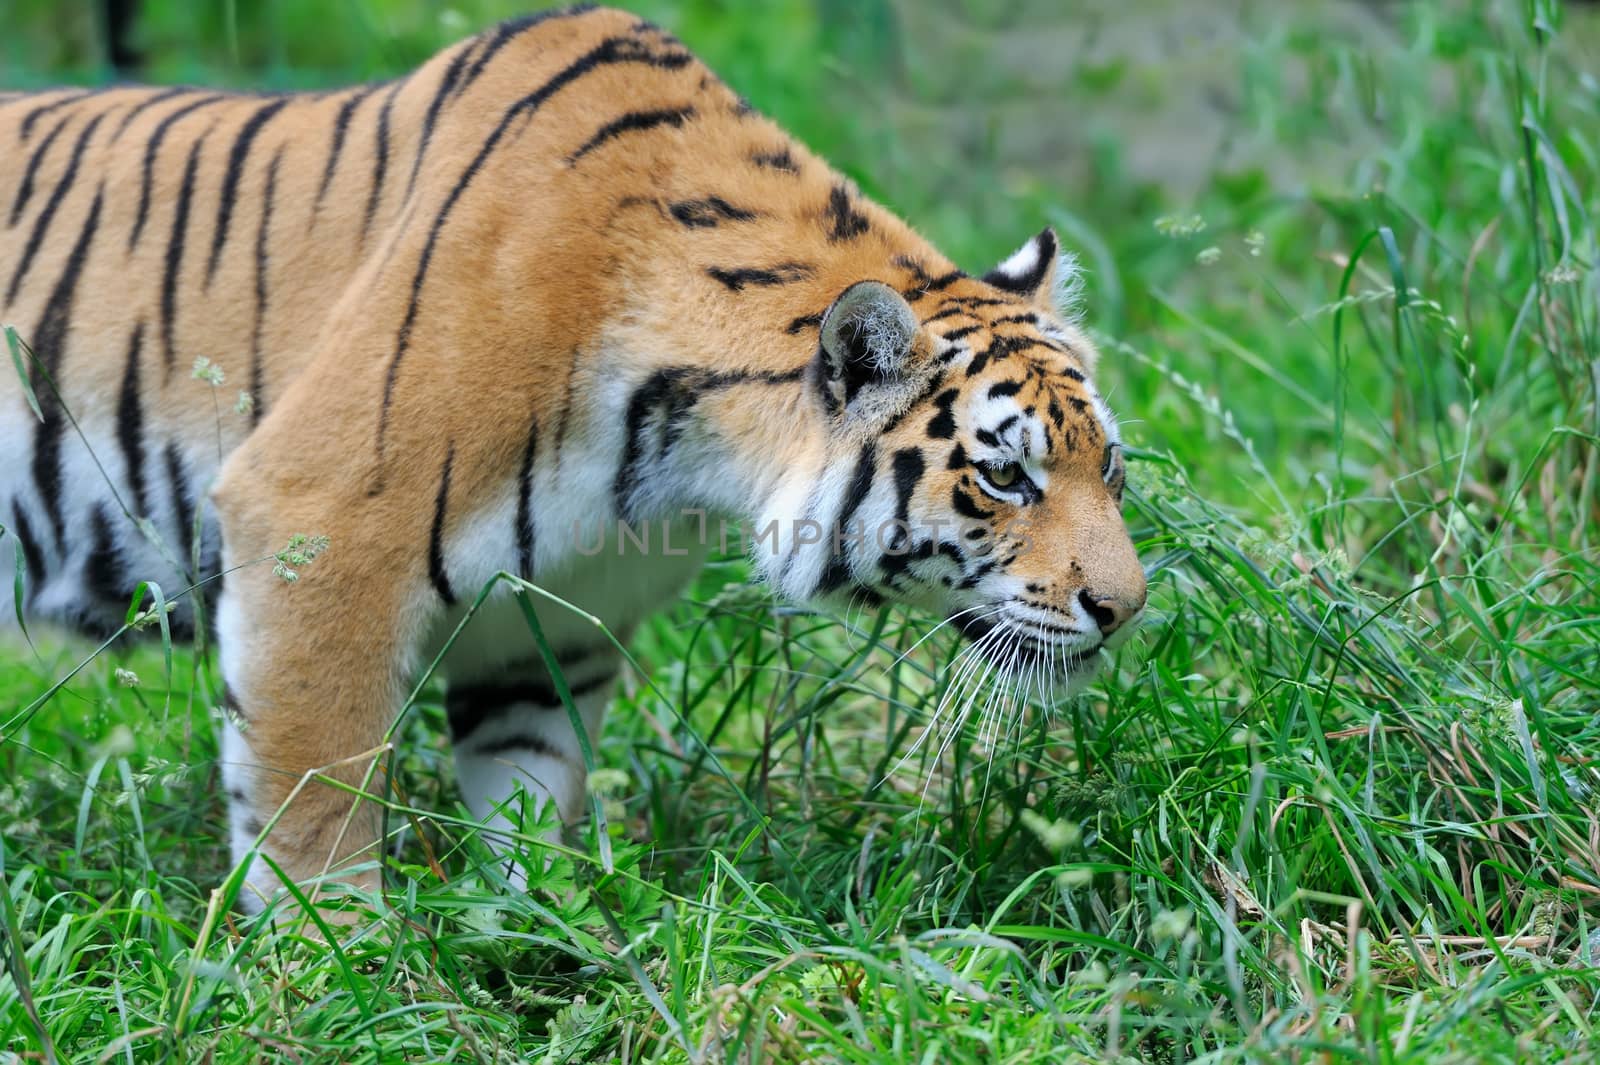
[0,7,1144,908]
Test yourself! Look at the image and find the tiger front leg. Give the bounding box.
[211,493,423,916]
[445,647,617,885]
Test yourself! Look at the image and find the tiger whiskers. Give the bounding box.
[973,634,1021,808]
[923,641,1000,803]
[887,602,997,673]
[924,621,1019,801]
[838,588,887,656]
[889,618,1004,793]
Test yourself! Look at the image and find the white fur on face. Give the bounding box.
[966,393,1052,488]
[1089,389,1121,450]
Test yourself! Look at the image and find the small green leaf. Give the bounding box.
[126,581,174,696]
[516,588,613,874]
[4,325,43,423]
[6,525,34,650]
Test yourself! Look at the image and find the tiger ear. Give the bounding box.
[816,280,920,409]
[981,227,1065,313]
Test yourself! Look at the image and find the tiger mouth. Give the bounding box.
[954,613,1102,674]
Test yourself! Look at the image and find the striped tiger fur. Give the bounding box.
[0,5,1146,911]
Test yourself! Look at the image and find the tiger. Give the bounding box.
[0,4,1146,911]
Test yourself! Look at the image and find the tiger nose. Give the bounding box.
[1077,588,1145,636]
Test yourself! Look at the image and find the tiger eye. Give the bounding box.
[987,463,1020,488]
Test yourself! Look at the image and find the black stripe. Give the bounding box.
[474,730,563,759]
[428,445,457,605]
[987,380,1024,399]
[668,196,756,228]
[206,98,288,287]
[890,449,925,531]
[515,418,538,578]
[116,323,149,516]
[838,444,878,532]
[362,82,402,241]
[551,347,582,471]
[816,552,853,595]
[109,86,190,143]
[632,16,676,39]
[457,6,599,94]
[927,389,959,439]
[9,501,45,590]
[811,344,840,417]
[470,729,572,754]
[447,668,615,741]
[375,34,694,463]
[9,113,73,228]
[934,296,1009,313]
[902,270,967,299]
[314,84,379,215]
[85,504,125,606]
[705,262,813,291]
[161,135,207,371]
[28,186,106,551]
[956,557,998,590]
[894,254,931,284]
[566,105,696,165]
[446,36,490,87]
[250,150,282,425]
[823,183,869,242]
[611,364,807,518]
[404,48,475,205]
[952,483,992,520]
[613,368,687,518]
[18,89,94,140]
[967,333,1054,377]
[785,311,823,334]
[165,443,195,567]
[6,111,107,306]
[751,147,799,173]
[129,94,224,250]
[817,442,877,593]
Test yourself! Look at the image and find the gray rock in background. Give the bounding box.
[880,0,1401,198]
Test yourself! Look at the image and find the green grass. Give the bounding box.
[4,0,1599,1061]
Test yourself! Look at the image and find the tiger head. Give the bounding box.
[771,229,1145,698]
